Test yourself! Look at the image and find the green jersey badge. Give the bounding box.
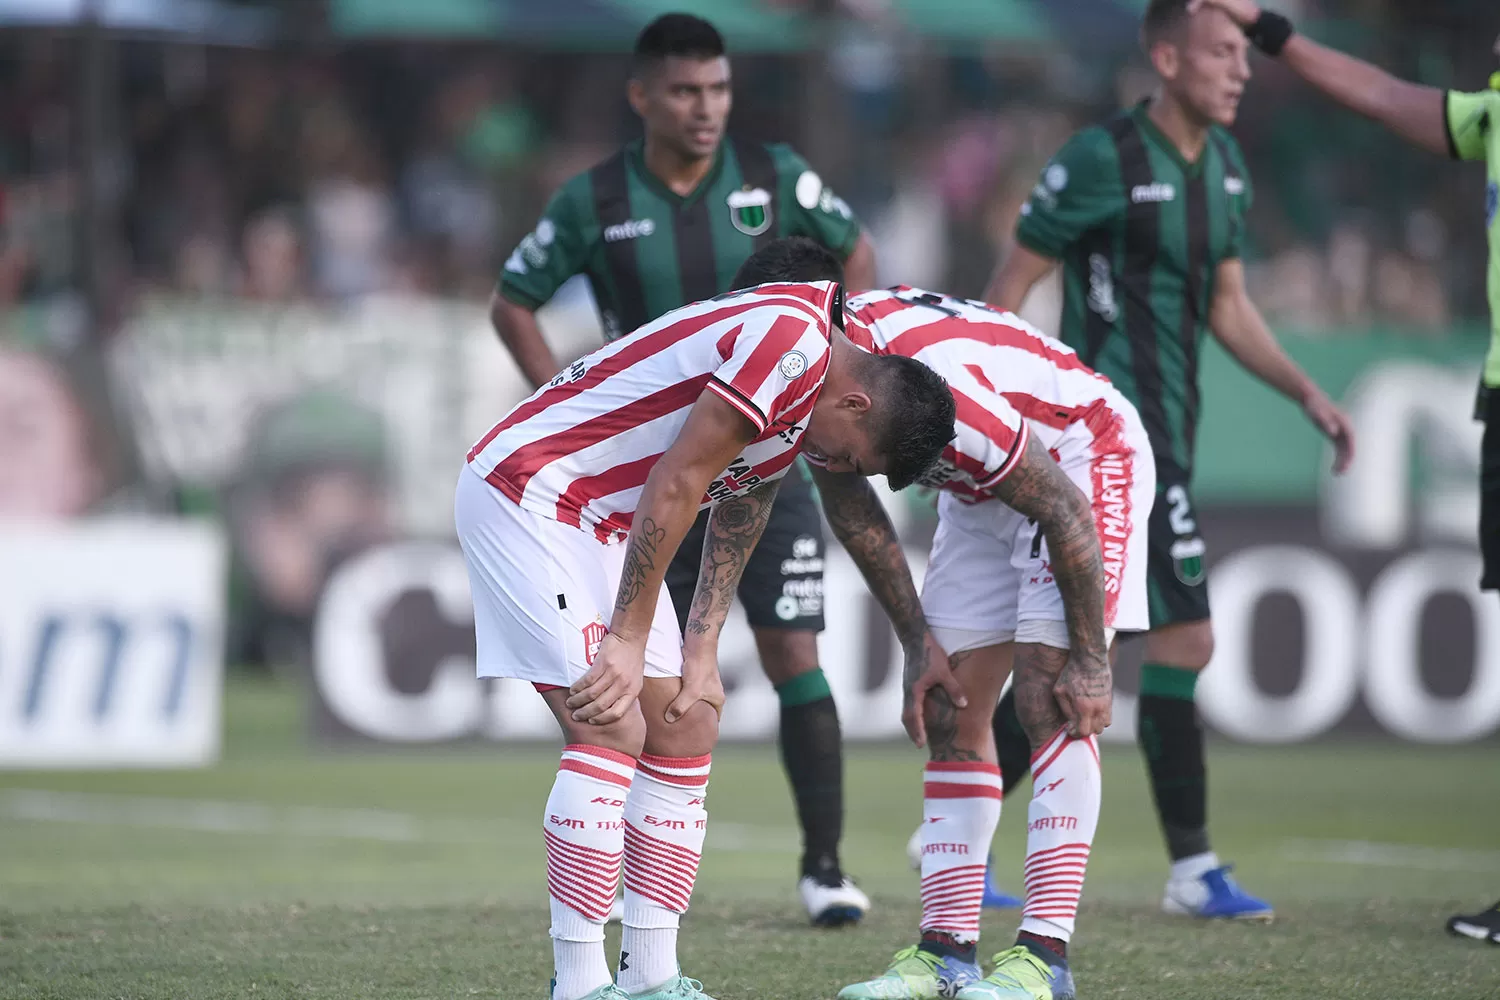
[727,186,773,236]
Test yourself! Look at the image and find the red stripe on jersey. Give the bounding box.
[707,378,768,431]
[593,511,634,543]
[850,294,914,325]
[1002,391,1084,431]
[468,299,773,462]
[975,415,1030,489]
[716,324,742,360]
[887,314,1096,375]
[768,349,830,427]
[964,363,997,394]
[556,453,664,528]
[720,314,824,424]
[951,386,1023,472]
[488,374,712,498]
[942,442,992,483]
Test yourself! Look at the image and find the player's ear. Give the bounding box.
[837,390,874,415]
[627,76,650,118]
[1149,39,1180,81]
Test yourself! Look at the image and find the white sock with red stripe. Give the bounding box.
[920,761,1003,944]
[544,744,636,1000]
[618,753,711,994]
[1019,729,1101,945]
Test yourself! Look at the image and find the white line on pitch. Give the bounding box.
[0,789,796,852]
[1281,838,1500,872]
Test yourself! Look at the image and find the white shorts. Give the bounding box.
[454,466,683,686]
[922,443,1155,651]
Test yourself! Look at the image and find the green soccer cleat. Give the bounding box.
[837,944,982,999]
[955,947,1075,1000]
[624,974,718,1000]
[551,983,631,1000]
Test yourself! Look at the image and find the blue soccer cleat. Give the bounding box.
[1162,864,1274,921]
[982,856,1023,910]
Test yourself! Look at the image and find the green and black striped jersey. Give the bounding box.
[499,137,862,339]
[1016,101,1253,481]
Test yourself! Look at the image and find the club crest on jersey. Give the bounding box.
[778,350,808,380]
[728,186,773,236]
[582,619,607,666]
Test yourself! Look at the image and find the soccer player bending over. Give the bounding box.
[456,262,954,1000]
[983,0,1356,922]
[734,239,1153,1000]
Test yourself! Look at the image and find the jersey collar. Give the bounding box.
[628,138,728,208]
[1132,100,1207,178]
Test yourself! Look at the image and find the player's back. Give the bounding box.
[847,286,1144,472]
[469,282,840,540]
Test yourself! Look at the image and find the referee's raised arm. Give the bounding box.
[1194,0,1452,156]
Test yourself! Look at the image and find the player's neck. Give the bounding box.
[642,134,718,197]
[1146,92,1209,164]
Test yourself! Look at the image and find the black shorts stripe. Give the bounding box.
[590,151,650,335]
[730,137,779,253]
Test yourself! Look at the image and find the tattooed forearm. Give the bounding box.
[614,517,669,619]
[810,466,928,657]
[684,479,781,639]
[991,436,1108,663]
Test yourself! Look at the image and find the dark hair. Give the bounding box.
[633,13,725,75]
[1141,0,1192,49]
[863,354,955,491]
[731,236,844,290]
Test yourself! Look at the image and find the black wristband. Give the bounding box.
[1245,10,1294,56]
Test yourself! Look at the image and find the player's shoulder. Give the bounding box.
[756,139,812,175]
[1049,120,1126,174]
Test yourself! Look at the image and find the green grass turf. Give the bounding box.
[1,676,1497,998]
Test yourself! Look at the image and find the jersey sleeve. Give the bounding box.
[1446,90,1495,162]
[1014,127,1124,259]
[948,379,1031,489]
[497,177,593,309]
[771,144,863,258]
[709,308,831,433]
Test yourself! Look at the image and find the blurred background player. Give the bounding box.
[982,0,1356,921]
[460,274,955,1000]
[1195,0,1500,944]
[490,11,878,927]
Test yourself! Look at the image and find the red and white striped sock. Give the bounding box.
[544,744,635,1000]
[618,753,711,995]
[919,761,1003,943]
[1019,729,1101,943]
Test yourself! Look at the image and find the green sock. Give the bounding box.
[774,667,832,708]
[1138,663,1210,861]
[774,668,843,879]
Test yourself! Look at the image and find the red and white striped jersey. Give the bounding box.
[846,286,1147,504]
[468,282,840,541]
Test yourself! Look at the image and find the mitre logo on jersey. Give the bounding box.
[604,218,656,242]
[778,350,808,380]
[706,457,763,502]
[582,619,607,666]
[1130,182,1176,204]
[728,186,773,236]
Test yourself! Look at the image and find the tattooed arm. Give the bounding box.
[989,434,1112,736]
[684,479,781,646]
[808,465,967,747]
[565,390,760,725]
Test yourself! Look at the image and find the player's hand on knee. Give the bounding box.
[902,632,968,748]
[1052,653,1112,738]
[665,660,726,724]
[567,634,646,725]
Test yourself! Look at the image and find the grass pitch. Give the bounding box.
[1,677,1497,999]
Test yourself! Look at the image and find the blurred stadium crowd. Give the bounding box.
[1,0,1496,340]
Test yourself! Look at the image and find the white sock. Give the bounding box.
[919,760,1003,943]
[1019,729,1102,944]
[544,744,636,1000]
[618,753,711,995]
[1170,851,1221,883]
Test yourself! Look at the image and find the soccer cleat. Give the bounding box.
[956,946,1074,1000]
[907,828,1020,910]
[837,944,982,999]
[624,974,718,999]
[552,982,630,1000]
[1446,900,1500,943]
[1162,864,1274,921]
[799,873,871,927]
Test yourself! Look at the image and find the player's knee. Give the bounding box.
[643,699,719,759]
[753,627,819,686]
[560,707,647,759]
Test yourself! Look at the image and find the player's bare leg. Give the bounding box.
[958,641,1094,1000]
[754,626,868,926]
[839,644,1010,999]
[1144,620,1272,921]
[536,690,646,1000]
[606,677,720,1000]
